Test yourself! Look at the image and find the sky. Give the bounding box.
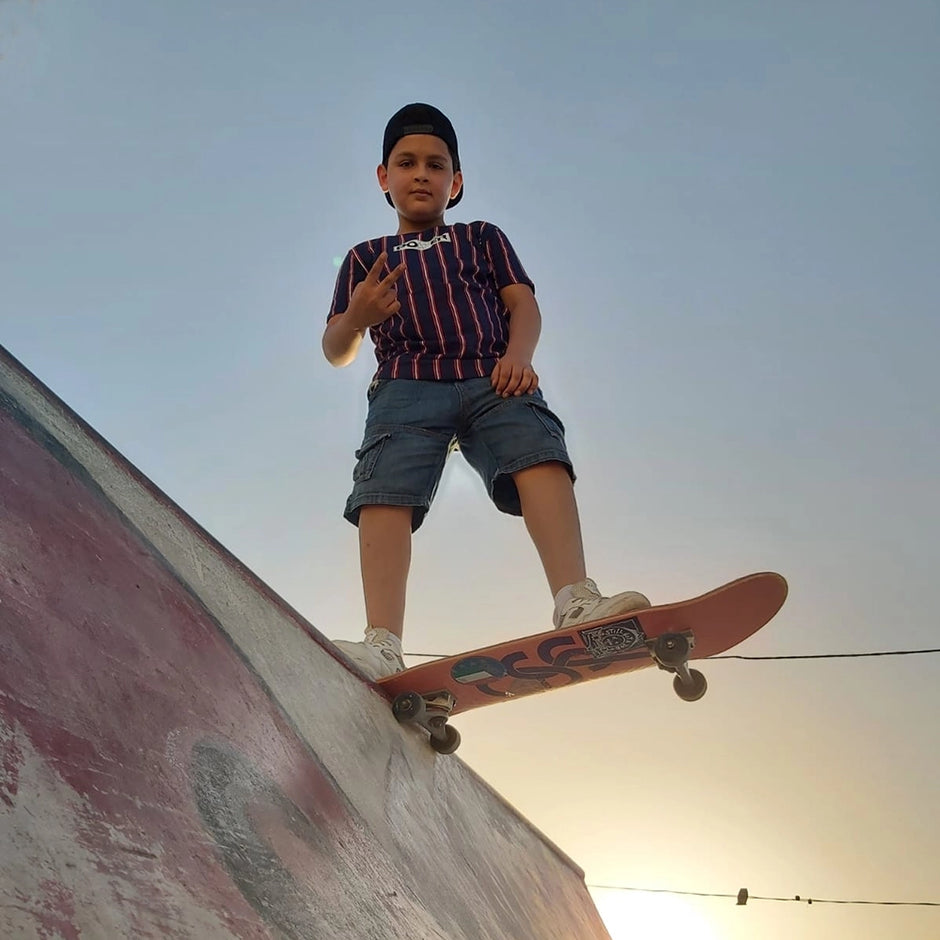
[2,1,938,937]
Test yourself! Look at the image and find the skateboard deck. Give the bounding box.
[377,571,787,753]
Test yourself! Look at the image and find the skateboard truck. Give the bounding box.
[647,631,708,702]
[391,690,461,754]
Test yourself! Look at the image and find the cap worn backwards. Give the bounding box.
[382,103,463,208]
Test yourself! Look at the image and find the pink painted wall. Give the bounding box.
[0,345,611,940]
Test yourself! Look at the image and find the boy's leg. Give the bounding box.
[358,504,413,639]
[514,461,650,627]
[512,461,586,596]
[335,379,457,679]
[333,503,412,679]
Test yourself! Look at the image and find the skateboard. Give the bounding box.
[377,572,787,754]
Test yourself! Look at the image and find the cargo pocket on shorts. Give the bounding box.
[525,397,566,441]
[352,432,391,483]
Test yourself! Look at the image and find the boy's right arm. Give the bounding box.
[321,310,367,368]
[322,252,405,367]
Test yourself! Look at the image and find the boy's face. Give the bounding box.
[377,134,463,233]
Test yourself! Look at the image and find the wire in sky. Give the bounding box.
[710,648,940,661]
[586,884,940,908]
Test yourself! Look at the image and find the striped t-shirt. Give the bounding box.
[328,221,534,381]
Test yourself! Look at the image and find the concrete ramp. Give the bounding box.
[0,345,611,939]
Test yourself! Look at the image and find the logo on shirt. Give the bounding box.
[393,233,452,252]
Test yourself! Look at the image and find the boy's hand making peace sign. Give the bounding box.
[347,252,406,331]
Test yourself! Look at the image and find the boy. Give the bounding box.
[324,103,649,679]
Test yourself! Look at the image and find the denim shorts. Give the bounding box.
[345,377,574,531]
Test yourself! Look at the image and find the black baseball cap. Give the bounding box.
[382,103,463,208]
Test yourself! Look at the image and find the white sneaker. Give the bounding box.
[553,578,651,630]
[333,628,406,679]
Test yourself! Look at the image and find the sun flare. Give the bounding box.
[591,889,722,940]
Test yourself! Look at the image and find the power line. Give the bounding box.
[711,648,940,661]
[586,884,940,908]
[405,647,940,662]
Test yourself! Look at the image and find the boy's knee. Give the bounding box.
[350,501,427,533]
[512,460,571,481]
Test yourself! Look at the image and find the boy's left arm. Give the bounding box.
[492,283,541,398]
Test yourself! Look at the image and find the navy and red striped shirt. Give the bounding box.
[328,221,534,381]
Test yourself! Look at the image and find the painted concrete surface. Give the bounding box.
[0,345,611,940]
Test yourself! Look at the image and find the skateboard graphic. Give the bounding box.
[377,572,787,754]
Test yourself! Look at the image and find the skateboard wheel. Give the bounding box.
[674,669,707,702]
[392,691,425,723]
[429,724,461,755]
